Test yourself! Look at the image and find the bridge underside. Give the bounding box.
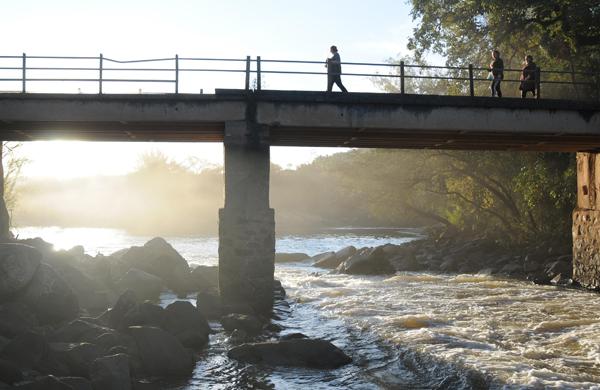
[1,90,599,152]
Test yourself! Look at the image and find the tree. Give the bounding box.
[0,142,28,238]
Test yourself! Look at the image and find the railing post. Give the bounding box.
[256,56,261,91]
[99,53,103,94]
[468,64,474,97]
[175,54,179,94]
[400,61,405,95]
[245,56,251,91]
[21,53,26,93]
[536,67,541,99]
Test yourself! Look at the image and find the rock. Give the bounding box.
[545,259,572,279]
[0,302,38,338]
[389,252,422,272]
[58,377,93,390]
[18,263,79,324]
[220,303,255,316]
[121,302,166,329]
[335,246,357,261]
[0,332,48,370]
[13,375,73,390]
[229,329,248,343]
[312,252,342,269]
[107,290,139,330]
[275,253,310,263]
[310,252,337,268]
[439,255,460,272]
[550,273,573,286]
[51,320,114,343]
[120,238,191,295]
[116,269,163,302]
[0,359,23,385]
[128,326,193,377]
[0,244,42,300]
[163,301,210,349]
[131,381,160,390]
[273,280,286,299]
[499,261,523,276]
[50,342,103,378]
[44,252,109,313]
[16,237,54,257]
[189,265,218,291]
[220,314,263,335]
[196,290,221,319]
[93,333,136,354]
[228,338,352,369]
[280,333,308,341]
[336,247,395,275]
[90,354,131,390]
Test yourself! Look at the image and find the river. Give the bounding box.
[14,226,600,389]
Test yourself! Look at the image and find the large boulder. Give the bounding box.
[128,326,193,377]
[228,338,352,369]
[220,314,263,335]
[106,290,139,330]
[312,252,342,269]
[196,290,221,319]
[163,301,210,349]
[336,247,395,275]
[13,375,73,390]
[50,342,103,378]
[189,265,218,291]
[57,377,93,390]
[120,238,191,295]
[51,320,115,344]
[0,302,38,338]
[116,268,163,302]
[90,354,131,390]
[120,302,166,330]
[545,258,572,279]
[275,253,310,263]
[0,358,23,385]
[17,263,79,324]
[0,244,42,300]
[0,332,61,374]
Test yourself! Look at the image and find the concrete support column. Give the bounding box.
[218,121,275,314]
[573,152,600,289]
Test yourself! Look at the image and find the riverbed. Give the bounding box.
[14,226,600,389]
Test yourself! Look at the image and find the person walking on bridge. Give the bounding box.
[326,45,348,93]
[489,50,504,97]
[519,55,537,98]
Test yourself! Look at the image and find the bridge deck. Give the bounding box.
[0,90,598,151]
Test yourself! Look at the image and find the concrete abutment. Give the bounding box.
[573,152,600,289]
[218,121,275,314]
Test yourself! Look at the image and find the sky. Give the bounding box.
[1,0,418,178]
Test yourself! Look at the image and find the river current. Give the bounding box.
[14,226,600,389]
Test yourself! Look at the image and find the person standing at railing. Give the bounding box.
[489,50,504,97]
[519,55,537,98]
[326,45,348,93]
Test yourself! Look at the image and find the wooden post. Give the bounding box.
[468,64,474,97]
[400,61,405,95]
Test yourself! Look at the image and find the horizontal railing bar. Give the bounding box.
[178,57,249,62]
[102,57,174,64]
[0,78,22,81]
[21,78,175,83]
[26,55,99,60]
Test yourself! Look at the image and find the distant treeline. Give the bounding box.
[13,149,575,246]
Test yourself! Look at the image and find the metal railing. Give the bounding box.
[0,54,598,100]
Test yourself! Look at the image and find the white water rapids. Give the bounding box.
[15,226,600,389]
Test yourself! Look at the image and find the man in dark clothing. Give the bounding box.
[489,50,504,97]
[519,55,537,98]
[326,45,348,92]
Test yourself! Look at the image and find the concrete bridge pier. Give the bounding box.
[573,152,600,289]
[218,121,275,314]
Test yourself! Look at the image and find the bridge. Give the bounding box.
[1,54,600,311]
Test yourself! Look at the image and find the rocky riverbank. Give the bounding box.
[0,237,351,389]
[282,226,575,287]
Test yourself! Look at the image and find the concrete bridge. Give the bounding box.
[1,90,600,311]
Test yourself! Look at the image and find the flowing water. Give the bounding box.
[14,226,600,389]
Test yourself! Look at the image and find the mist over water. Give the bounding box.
[17,226,600,389]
